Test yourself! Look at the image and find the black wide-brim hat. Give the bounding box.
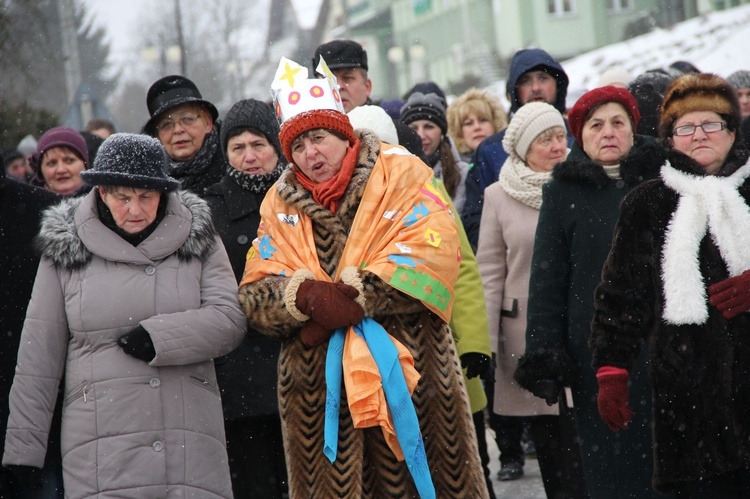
[80,133,180,192]
[143,75,219,136]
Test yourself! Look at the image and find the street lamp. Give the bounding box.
[409,42,427,85]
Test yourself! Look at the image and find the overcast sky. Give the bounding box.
[84,0,150,67]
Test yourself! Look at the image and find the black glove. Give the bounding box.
[118,325,156,362]
[528,378,563,406]
[460,352,493,381]
[6,465,42,491]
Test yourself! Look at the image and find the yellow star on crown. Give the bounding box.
[280,61,302,87]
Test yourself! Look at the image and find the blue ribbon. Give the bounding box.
[324,317,435,498]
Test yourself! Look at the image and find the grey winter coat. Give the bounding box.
[3,189,246,499]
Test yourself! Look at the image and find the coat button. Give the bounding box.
[237,234,248,244]
[149,378,161,388]
[152,440,164,452]
[145,265,156,276]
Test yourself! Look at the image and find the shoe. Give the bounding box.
[521,437,536,458]
[497,462,524,481]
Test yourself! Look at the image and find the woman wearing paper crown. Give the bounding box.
[238,57,488,498]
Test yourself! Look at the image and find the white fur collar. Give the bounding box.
[660,158,750,324]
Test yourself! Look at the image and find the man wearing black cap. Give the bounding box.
[312,39,426,160]
[144,75,225,196]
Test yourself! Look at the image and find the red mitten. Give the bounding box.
[299,321,334,347]
[295,280,364,329]
[708,270,750,320]
[596,366,634,432]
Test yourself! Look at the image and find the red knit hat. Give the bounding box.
[567,86,640,147]
[279,109,356,163]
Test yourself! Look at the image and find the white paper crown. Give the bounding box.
[270,56,345,125]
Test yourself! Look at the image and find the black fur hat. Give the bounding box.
[80,133,180,192]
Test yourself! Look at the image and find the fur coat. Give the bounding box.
[591,146,750,493]
[238,131,488,498]
[514,136,668,498]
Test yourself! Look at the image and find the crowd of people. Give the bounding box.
[3,37,750,499]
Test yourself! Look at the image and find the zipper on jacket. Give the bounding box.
[188,373,218,394]
[64,382,91,407]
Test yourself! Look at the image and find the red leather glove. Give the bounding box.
[295,280,364,330]
[596,366,634,432]
[299,321,334,347]
[708,270,750,320]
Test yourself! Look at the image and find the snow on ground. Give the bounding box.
[483,4,750,110]
[563,4,750,92]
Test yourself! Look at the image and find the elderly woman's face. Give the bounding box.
[408,119,442,157]
[41,146,85,195]
[99,187,161,234]
[227,131,279,175]
[526,126,568,172]
[290,129,349,183]
[671,111,735,175]
[581,102,634,166]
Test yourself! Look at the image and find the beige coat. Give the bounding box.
[3,190,246,498]
[476,182,558,416]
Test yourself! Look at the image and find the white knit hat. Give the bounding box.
[502,102,565,160]
[347,105,399,145]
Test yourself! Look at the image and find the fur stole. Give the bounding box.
[661,152,750,324]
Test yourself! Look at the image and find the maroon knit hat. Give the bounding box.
[568,86,640,147]
[278,109,356,163]
[30,127,90,185]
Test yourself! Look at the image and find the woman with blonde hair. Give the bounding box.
[447,88,508,160]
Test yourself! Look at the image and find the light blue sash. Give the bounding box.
[324,317,435,498]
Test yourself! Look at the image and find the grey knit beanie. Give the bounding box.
[399,92,448,134]
[502,102,565,160]
[727,70,750,91]
[220,99,282,160]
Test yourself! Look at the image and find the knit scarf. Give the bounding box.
[167,128,219,187]
[498,154,551,210]
[226,161,284,195]
[661,159,750,325]
[293,137,360,213]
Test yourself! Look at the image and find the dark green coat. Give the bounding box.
[515,137,669,498]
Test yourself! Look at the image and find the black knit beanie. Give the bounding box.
[80,133,180,192]
[220,99,282,160]
[399,92,448,135]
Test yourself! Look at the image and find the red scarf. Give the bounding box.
[294,138,360,213]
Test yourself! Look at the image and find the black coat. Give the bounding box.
[204,175,280,419]
[515,137,668,498]
[591,147,750,493]
[0,176,61,488]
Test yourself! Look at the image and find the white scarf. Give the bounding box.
[661,159,750,325]
[498,154,552,210]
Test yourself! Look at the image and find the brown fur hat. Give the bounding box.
[659,73,741,139]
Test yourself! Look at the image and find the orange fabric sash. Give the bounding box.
[241,143,460,458]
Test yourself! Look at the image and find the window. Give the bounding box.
[608,0,633,12]
[547,0,576,16]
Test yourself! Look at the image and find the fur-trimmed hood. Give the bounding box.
[36,189,216,269]
[552,135,666,188]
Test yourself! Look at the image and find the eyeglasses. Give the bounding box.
[673,121,727,137]
[155,113,202,134]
